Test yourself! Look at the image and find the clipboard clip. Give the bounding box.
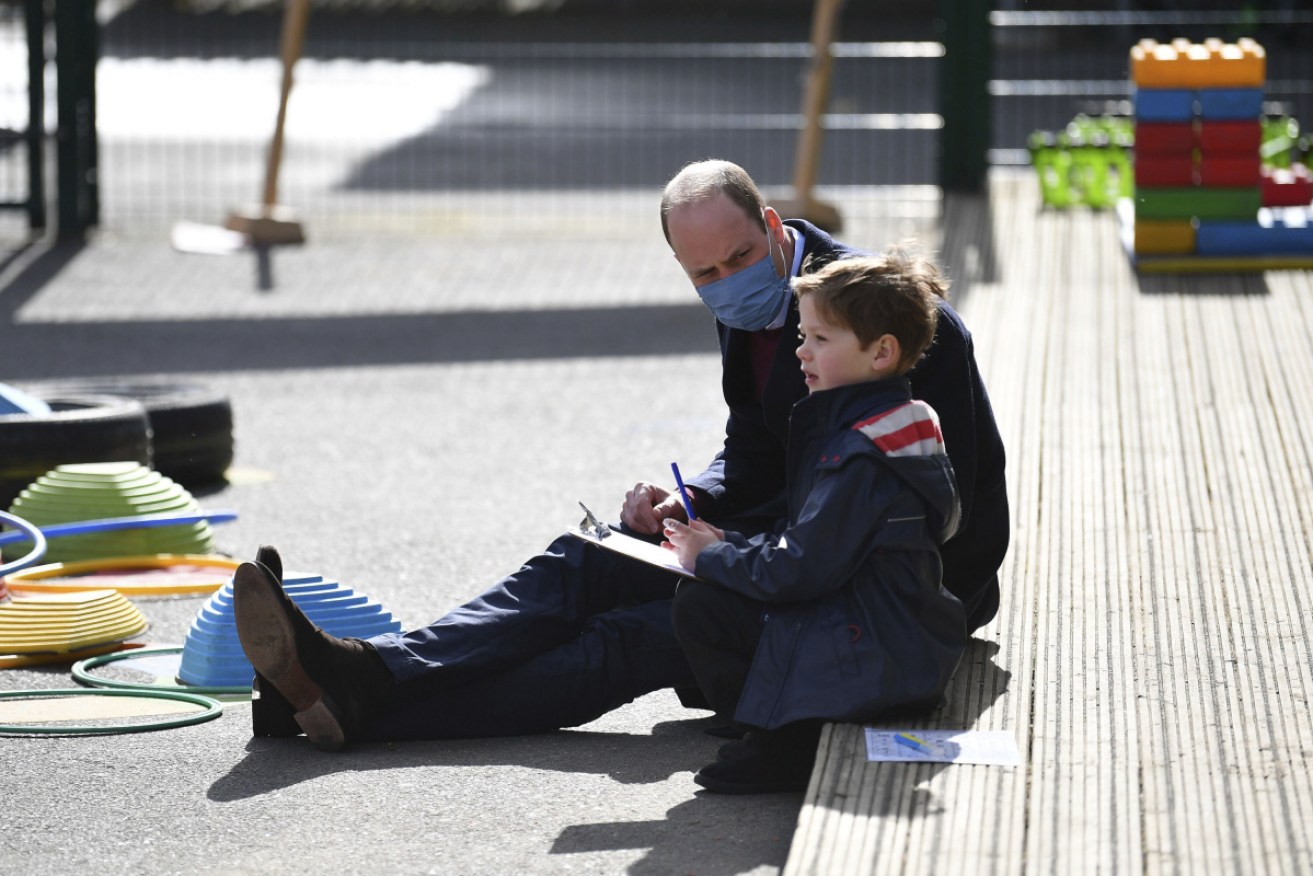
[578,502,611,540]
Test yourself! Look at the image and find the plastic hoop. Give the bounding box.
[0,687,223,735]
[0,641,145,671]
[0,510,48,576]
[0,510,238,549]
[72,645,250,696]
[5,555,240,596]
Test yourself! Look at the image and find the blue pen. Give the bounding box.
[894,732,934,756]
[670,462,698,521]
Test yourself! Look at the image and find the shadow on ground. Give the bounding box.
[211,715,799,875]
[0,241,715,379]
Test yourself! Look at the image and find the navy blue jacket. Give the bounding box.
[693,378,967,728]
[684,220,1008,631]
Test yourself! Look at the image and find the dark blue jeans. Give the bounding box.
[363,532,694,740]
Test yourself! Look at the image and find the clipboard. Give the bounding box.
[569,503,698,579]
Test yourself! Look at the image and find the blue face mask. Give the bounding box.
[694,223,790,332]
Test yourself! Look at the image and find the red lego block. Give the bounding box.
[1136,155,1196,187]
[1199,155,1261,187]
[1262,164,1313,207]
[1136,121,1196,155]
[1198,120,1262,155]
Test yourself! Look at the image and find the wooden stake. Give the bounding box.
[225,0,310,245]
[772,0,844,232]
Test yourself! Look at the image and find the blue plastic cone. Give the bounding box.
[177,571,403,687]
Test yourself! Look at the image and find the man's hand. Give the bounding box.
[622,482,686,534]
[662,519,725,571]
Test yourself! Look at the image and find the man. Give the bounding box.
[635,160,1008,628]
[233,159,1008,769]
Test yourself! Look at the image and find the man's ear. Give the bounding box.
[762,206,789,274]
[871,334,902,373]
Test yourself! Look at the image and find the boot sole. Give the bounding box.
[232,563,347,751]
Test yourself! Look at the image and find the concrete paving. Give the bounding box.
[0,264,789,875]
[0,177,942,875]
[0,6,949,872]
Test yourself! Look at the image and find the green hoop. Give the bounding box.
[0,687,223,735]
[72,646,249,696]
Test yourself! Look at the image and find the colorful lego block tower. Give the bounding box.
[1129,38,1313,263]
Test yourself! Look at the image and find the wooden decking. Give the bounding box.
[786,172,1313,875]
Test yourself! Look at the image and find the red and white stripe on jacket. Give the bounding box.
[852,400,946,458]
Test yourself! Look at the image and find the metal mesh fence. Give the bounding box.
[84,2,941,238]
[0,0,40,241]
[990,8,1313,167]
[2,3,1312,241]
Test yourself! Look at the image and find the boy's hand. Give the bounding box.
[622,482,686,534]
[661,518,725,571]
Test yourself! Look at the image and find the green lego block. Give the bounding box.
[1134,186,1262,221]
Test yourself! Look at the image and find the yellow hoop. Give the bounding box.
[4,554,238,596]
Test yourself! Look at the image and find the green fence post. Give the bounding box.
[938,0,992,193]
[54,0,98,238]
[25,0,47,230]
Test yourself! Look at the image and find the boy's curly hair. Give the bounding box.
[792,246,948,374]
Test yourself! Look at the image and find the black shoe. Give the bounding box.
[251,671,301,738]
[717,730,768,762]
[248,547,301,738]
[233,545,394,751]
[255,544,283,581]
[703,722,747,740]
[694,745,814,795]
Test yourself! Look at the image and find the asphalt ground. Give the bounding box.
[0,6,953,872]
[0,177,941,876]
[0,6,1298,874]
[0,267,784,875]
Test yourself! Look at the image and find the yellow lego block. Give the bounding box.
[1197,37,1265,88]
[1130,38,1265,89]
[1135,218,1197,255]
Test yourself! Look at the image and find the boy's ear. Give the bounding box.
[870,334,901,373]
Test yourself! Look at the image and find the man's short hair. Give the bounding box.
[660,159,767,244]
[792,248,948,374]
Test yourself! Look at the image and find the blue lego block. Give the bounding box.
[1197,88,1264,121]
[1134,88,1195,122]
[1196,208,1313,256]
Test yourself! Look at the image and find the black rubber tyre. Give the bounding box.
[36,382,235,488]
[0,395,153,510]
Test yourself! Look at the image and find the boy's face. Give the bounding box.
[796,295,899,393]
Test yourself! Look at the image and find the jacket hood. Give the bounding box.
[796,379,962,543]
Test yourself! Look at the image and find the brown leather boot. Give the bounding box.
[233,545,394,751]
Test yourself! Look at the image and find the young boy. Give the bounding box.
[664,250,968,795]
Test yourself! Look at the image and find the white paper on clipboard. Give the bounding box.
[566,527,698,578]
